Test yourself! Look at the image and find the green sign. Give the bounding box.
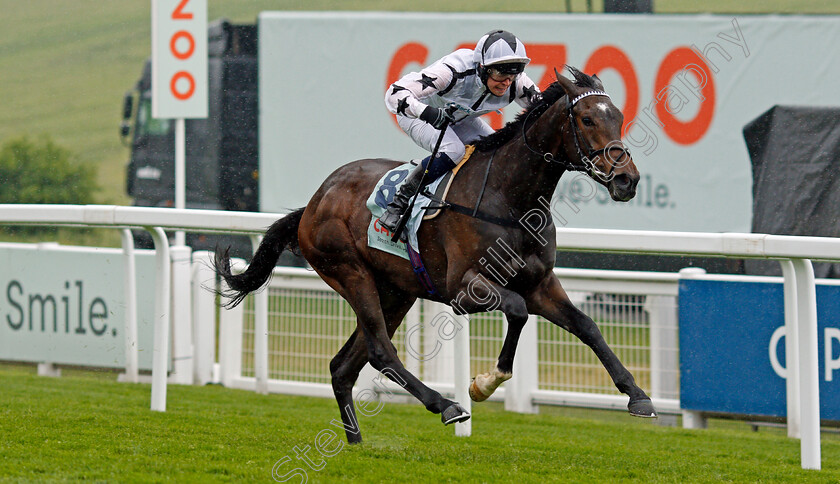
[0,244,157,370]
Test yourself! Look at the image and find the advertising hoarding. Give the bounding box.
[259,13,840,232]
[680,278,840,419]
[0,245,157,370]
[152,0,208,119]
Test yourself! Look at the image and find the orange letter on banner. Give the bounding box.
[172,0,193,20]
[525,44,567,92]
[170,31,195,60]
[583,45,639,128]
[170,71,195,100]
[387,42,428,92]
[654,47,715,145]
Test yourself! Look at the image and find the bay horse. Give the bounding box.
[215,67,656,444]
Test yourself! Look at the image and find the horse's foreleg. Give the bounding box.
[451,273,529,402]
[527,276,657,418]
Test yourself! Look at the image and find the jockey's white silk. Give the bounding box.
[385,48,539,120]
[385,48,540,163]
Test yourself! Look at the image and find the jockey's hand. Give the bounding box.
[419,106,455,130]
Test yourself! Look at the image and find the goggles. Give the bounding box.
[485,62,525,82]
[487,68,517,82]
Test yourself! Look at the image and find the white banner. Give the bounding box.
[0,244,157,369]
[151,0,207,119]
[259,13,840,232]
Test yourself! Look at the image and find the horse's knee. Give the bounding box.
[572,314,602,339]
[558,304,598,334]
[365,344,394,372]
[505,307,529,329]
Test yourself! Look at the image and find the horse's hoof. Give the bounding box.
[628,397,657,418]
[469,379,489,402]
[441,403,471,425]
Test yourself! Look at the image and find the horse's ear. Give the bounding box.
[591,73,605,90]
[554,68,579,97]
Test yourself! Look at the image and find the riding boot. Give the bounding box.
[378,153,455,238]
[377,162,425,236]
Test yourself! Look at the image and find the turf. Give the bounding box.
[2,363,840,482]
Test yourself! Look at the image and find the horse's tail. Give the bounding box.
[214,207,305,308]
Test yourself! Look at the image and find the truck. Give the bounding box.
[120,19,260,258]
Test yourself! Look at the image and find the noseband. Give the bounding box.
[523,90,631,181]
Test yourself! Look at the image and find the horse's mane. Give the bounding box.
[473,66,600,153]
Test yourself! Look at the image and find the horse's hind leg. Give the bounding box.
[329,329,367,444]
[527,276,657,418]
[329,292,417,444]
[322,268,468,427]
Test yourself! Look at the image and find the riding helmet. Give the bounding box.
[474,30,531,84]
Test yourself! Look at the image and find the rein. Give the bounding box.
[428,86,633,229]
[422,149,522,228]
[522,91,631,181]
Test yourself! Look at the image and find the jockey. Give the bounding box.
[379,29,541,234]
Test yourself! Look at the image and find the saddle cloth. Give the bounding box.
[365,145,475,258]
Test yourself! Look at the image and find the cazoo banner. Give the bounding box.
[259,12,840,232]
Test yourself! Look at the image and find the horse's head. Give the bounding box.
[553,67,640,202]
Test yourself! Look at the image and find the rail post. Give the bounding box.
[791,258,820,470]
[120,229,139,383]
[779,260,800,439]
[505,314,539,414]
[148,227,171,412]
[250,235,269,395]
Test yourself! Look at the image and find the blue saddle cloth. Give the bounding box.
[365,163,445,259]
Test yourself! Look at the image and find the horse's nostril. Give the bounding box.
[614,174,631,189]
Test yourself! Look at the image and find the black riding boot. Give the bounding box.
[378,162,426,237]
[379,153,456,239]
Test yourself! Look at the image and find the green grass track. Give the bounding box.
[2,363,840,482]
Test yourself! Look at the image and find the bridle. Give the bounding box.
[523,89,632,181]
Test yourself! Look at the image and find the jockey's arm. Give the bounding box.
[384,60,454,119]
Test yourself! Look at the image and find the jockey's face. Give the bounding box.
[486,75,513,97]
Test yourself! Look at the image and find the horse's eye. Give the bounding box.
[582,117,595,127]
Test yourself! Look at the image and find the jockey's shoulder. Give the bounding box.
[435,49,475,74]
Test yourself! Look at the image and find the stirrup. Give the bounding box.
[378,205,406,235]
[377,163,425,234]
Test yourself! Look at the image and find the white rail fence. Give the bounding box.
[1,204,838,470]
[205,264,680,424]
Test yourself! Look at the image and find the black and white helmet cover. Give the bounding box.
[473,29,531,80]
